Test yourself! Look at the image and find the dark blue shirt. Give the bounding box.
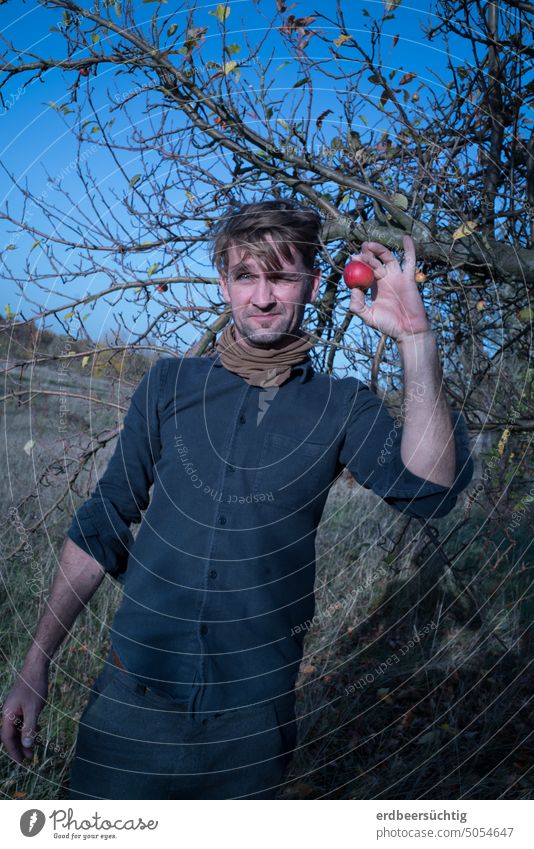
[67,351,474,712]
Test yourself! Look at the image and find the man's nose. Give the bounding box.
[250,276,277,309]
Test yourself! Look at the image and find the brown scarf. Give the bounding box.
[214,322,315,387]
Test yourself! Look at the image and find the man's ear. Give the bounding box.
[306,267,322,304]
[219,275,231,304]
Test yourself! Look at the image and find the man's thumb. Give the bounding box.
[21,717,37,752]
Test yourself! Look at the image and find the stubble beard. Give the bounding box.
[234,309,306,348]
[232,293,310,348]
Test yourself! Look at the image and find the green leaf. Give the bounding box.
[64,312,74,320]
[128,174,141,188]
[208,4,230,22]
[518,307,534,321]
[277,118,289,129]
[293,78,310,88]
[114,2,122,16]
[6,244,16,250]
[5,304,12,319]
[275,61,289,72]
[147,263,159,276]
[359,113,368,125]
[167,23,178,36]
[391,192,409,210]
[91,33,100,44]
[226,43,240,55]
[47,101,59,111]
[91,125,100,133]
[30,239,42,251]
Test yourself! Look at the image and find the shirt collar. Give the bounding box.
[209,350,313,384]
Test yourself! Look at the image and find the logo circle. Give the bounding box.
[20,809,46,837]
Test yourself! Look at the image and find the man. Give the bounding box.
[1,200,473,799]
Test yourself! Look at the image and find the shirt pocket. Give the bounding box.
[253,432,331,512]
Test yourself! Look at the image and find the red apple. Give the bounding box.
[343,260,375,290]
[156,283,168,293]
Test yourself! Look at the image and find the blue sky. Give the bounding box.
[0,0,464,356]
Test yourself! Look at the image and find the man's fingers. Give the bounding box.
[1,707,25,763]
[21,717,38,755]
[402,234,416,277]
[361,241,397,266]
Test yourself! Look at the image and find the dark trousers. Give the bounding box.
[68,655,297,800]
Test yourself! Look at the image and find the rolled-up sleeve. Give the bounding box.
[338,378,474,519]
[67,358,166,579]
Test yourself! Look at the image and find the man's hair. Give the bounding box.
[210,199,323,277]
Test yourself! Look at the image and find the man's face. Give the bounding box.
[218,237,321,348]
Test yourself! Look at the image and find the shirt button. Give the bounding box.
[239,414,247,424]
[200,624,208,635]
[209,569,218,579]
[218,515,227,525]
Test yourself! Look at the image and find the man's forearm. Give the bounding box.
[396,330,456,487]
[22,537,107,673]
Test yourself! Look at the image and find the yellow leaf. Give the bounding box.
[223,60,238,76]
[497,428,510,456]
[208,4,230,22]
[13,791,27,799]
[81,355,90,368]
[334,33,352,47]
[302,664,316,674]
[452,220,478,241]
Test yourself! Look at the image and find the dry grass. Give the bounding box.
[1,347,533,800]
